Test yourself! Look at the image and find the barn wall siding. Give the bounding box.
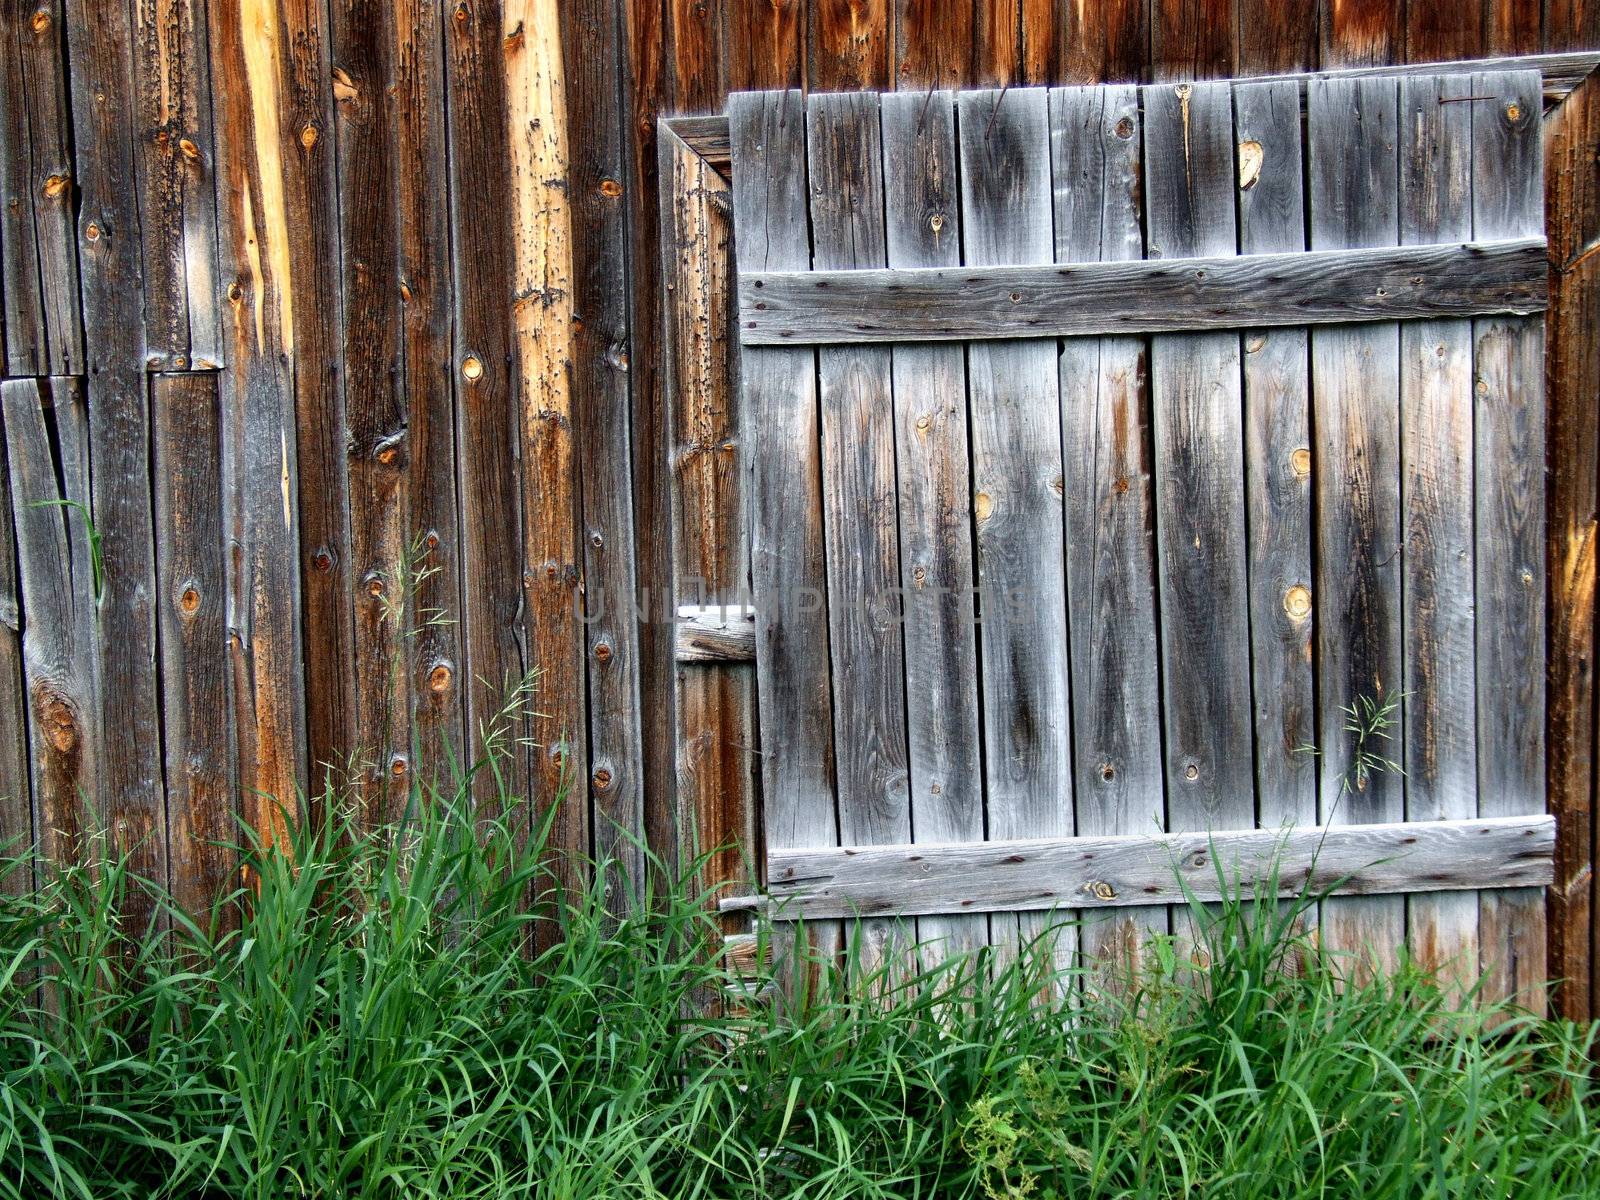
[0,0,1593,1017]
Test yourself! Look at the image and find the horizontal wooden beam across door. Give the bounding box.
[721,816,1556,921]
[675,605,757,662]
[737,238,1547,345]
[667,52,1600,176]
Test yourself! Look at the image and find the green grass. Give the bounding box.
[0,771,1596,1200]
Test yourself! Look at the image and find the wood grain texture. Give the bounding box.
[1058,0,1148,84]
[0,0,83,376]
[1397,72,1478,989]
[0,411,29,894]
[736,815,1557,920]
[506,0,589,910]
[66,0,169,929]
[1309,75,1405,980]
[153,372,237,928]
[881,89,985,965]
[1236,0,1316,75]
[391,0,465,786]
[3,379,97,871]
[737,239,1549,344]
[1544,71,1598,1024]
[561,0,644,906]
[1050,83,1165,985]
[1234,80,1315,834]
[807,91,910,977]
[810,0,888,90]
[206,0,310,848]
[1473,67,1548,1015]
[133,0,223,370]
[893,0,973,87]
[1321,0,1398,67]
[729,89,840,983]
[332,0,408,825]
[1144,80,1253,846]
[1403,0,1484,64]
[956,86,1074,975]
[444,0,528,819]
[727,0,802,91]
[659,126,756,897]
[1151,0,1236,81]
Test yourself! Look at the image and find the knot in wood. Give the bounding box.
[179,138,200,161]
[592,766,613,792]
[1283,584,1312,621]
[30,8,49,33]
[599,178,623,198]
[1114,116,1134,139]
[227,281,244,303]
[593,640,612,664]
[311,546,336,574]
[461,354,484,381]
[424,529,441,550]
[179,585,202,615]
[42,174,69,199]
[38,692,78,753]
[389,754,409,778]
[300,123,318,149]
[1088,879,1116,901]
[1506,102,1521,123]
[1184,761,1200,781]
[1100,762,1115,781]
[365,571,386,597]
[1290,447,1312,478]
[428,660,453,693]
[84,221,101,242]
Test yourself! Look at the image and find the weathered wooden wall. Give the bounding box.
[0,0,1596,1017]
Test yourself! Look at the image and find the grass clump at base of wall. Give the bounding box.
[0,782,1595,1200]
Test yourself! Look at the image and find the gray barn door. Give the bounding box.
[721,71,1553,1008]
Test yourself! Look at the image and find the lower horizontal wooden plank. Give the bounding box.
[738,239,1547,346]
[675,604,756,662]
[720,816,1555,921]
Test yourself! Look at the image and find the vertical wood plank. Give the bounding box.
[1236,0,1316,74]
[273,0,356,806]
[153,372,237,927]
[807,92,911,978]
[957,87,1075,976]
[0,0,84,376]
[133,0,223,370]
[1151,0,1236,81]
[0,419,29,893]
[659,124,755,901]
[1544,72,1598,1023]
[1473,67,1548,1014]
[1484,2,1540,55]
[206,0,310,848]
[810,0,889,90]
[730,89,839,986]
[561,0,645,904]
[332,0,409,824]
[1320,0,1399,67]
[620,0,679,876]
[880,89,986,966]
[973,0,1020,85]
[507,0,590,909]
[444,0,528,817]
[392,0,465,787]
[66,0,169,926]
[1143,83,1254,910]
[1309,75,1405,980]
[668,0,725,112]
[893,0,973,87]
[3,379,97,871]
[1397,72,1478,990]
[1019,0,1056,82]
[1544,0,1600,51]
[1051,83,1165,987]
[1234,80,1315,834]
